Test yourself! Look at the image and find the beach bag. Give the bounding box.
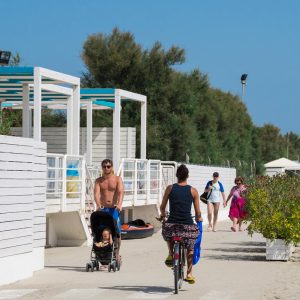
[192,221,203,265]
[200,181,213,204]
[200,192,209,204]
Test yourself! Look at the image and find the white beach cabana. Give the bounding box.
[0,67,147,167]
[264,157,300,176]
[0,66,81,155]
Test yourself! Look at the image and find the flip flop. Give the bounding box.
[184,276,196,284]
[164,255,172,267]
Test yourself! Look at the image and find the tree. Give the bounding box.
[80,28,300,174]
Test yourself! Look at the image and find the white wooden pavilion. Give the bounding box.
[0,66,147,167]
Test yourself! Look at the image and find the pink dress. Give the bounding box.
[228,185,247,220]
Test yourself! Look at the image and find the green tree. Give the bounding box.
[80,27,300,174]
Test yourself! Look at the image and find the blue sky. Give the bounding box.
[1,0,300,134]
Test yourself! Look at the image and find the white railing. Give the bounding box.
[117,158,162,206]
[85,165,96,227]
[161,161,177,199]
[46,153,86,213]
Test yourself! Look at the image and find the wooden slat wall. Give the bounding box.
[12,127,136,165]
[0,135,46,259]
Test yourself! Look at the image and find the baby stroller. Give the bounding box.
[86,210,120,272]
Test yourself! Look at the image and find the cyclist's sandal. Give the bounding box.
[184,276,196,284]
[164,255,173,267]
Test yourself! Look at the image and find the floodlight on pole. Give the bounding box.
[240,73,248,101]
[0,51,11,65]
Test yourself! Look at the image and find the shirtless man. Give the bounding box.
[94,159,124,260]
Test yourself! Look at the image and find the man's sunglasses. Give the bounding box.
[102,165,112,169]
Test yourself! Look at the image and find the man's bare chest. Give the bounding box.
[99,180,117,192]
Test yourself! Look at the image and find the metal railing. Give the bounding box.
[46,156,176,213]
[117,158,162,206]
[46,153,86,212]
[85,164,96,227]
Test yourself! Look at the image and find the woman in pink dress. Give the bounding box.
[225,177,247,232]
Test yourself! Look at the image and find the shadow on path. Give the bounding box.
[223,241,266,247]
[45,266,87,272]
[203,241,266,262]
[204,254,266,261]
[207,247,265,254]
[99,285,175,294]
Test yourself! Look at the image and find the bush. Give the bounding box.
[246,174,300,245]
[0,110,13,135]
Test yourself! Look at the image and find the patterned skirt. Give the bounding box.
[162,222,199,251]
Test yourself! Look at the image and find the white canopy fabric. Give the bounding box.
[264,157,300,170]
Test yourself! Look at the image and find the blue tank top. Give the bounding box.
[167,184,194,225]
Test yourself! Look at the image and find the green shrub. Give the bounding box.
[246,174,300,245]
[0,110,13,135]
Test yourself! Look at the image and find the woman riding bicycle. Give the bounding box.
[160,164,202,284]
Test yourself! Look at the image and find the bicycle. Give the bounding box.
[172,235,186,294]
[157,215,188,294]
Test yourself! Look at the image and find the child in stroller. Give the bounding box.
[86,210,121,272]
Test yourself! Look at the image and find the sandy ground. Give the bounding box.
[0,220,299,300]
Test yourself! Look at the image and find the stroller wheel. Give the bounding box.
[116,260,120,271]
[86,263,90,272]
[112,262,116,272]
[108,263,111,272]
[96,261,100,271]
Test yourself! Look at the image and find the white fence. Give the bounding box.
[186,163,237,219]
[0,135,47,285]
[117,158,162,207]
[46,154,86,213]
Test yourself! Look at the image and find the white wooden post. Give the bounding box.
[158,162,163,205]
[113,90,121,169]
[127,127,132,158]
[67,95,73,155]
[72,84,80,155]
[146,160,150,205]
[134,159,137,206]
[141,100,147,159]
[61,155,67,212]
[33,67,42,141]
[81,157,86,212]
[86,101,93,166]
[22,84,31,138]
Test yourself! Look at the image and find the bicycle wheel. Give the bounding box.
[178,245,185,289]
[173,242,180,294]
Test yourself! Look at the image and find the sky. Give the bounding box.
[1,0,300,135]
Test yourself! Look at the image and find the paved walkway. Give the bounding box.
[1,220,299,300]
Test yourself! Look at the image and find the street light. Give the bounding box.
[240,73,248,101]
[0,51,11,65]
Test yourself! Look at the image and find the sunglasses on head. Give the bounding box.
[102,165,112,169]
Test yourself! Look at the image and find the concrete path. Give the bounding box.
[1,220,299,300]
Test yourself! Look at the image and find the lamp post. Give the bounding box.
[241,74,248,101]
[0,51,11,65]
